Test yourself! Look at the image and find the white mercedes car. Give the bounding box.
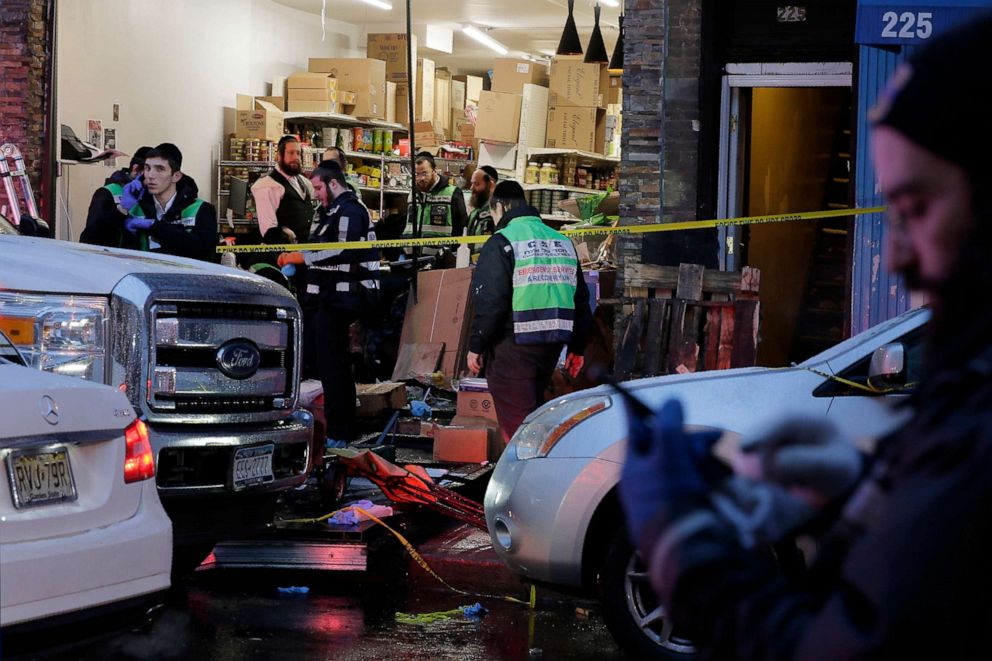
[485,306,928,659]
[0,332,172,635]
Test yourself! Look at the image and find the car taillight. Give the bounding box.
[124,419,155,483]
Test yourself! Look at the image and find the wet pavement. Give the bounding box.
[10,568,624,660]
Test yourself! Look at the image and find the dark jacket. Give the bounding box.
[407,173,467,238]
[468,205,592,355]
[79,169,131,247]
[125,174,218,262]
[648,311,992,659]
[305,189,380,311]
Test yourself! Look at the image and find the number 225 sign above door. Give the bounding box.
[855,1,992,45]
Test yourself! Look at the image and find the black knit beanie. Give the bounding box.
[871,14,992,180]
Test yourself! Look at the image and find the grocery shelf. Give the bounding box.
[283,112,408,132]
[522,183,606,195]
[219,160,274,168]
[526,147,620,164]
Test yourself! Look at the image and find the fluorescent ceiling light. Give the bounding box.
[360,0,392,10]
[600,0,620,6]
[462,25,509,55]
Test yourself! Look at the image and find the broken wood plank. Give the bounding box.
[676,263,705,301]
[625,263,756,295]
[614,299,646,380]
[667,300,701,374]
[718,305,735,370]
[391,341,445,381]
[641,299,668,377]
[703,306,722,371]
[731,300,760,368]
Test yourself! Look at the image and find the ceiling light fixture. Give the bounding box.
[599,0,620,6]
[360,0,393,10]
[462,25,509,55]
[556,0,583,56]
[584,3,609,64]
[608,12,624,74]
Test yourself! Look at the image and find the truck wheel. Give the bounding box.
[319,463,348,510]
[598,527,697,660]
[171,542,216,580]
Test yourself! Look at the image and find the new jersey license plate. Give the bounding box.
[233,443,274,490]
[6,447,77,509]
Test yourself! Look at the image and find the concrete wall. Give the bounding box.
[55,0,362,240]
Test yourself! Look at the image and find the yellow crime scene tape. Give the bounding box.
[216,206,887,255]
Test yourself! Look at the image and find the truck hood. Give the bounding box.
[0,236,251,295]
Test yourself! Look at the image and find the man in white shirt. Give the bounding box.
[251,135,315,244]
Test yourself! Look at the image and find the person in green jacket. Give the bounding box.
[404,152,467,239]
[79,145,152,247]
[466,180,593,442]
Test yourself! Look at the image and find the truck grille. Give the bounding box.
[149,302,297,414]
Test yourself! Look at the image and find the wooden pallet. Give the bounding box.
[612,263,760,380]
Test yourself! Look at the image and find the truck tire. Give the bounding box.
[598,526,697,660]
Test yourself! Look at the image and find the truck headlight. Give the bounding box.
[0,293,109,382]
[513,394,611,460]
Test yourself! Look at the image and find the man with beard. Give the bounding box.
[121,142,217,262]
[252,135,315,244]
[80,145,152,247]
[404,152,467,239]
[467,165,498,237]
[278,160,380,444]
[619,16,992,659]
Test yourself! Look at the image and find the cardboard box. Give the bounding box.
[416,58,435,122]
[546,106,603,152]
[456,388,498,422]
[396,83,409,125]
[366,32,417,82]
[451,112,473,143]
[518,83,549,149]
[235,96,283,142]
[549,58,604,108]
[492,58,549,95]
[450,79,466,111]
[393,267,474,383]
[386,81,397,124]
[453,74,483,104]
[288,72,339,90]
[288,87,337,101]
[608,74,622,105]
[433,416,503,463]
[338,90,357,105]
[474,90,522,144]
[414,120,443,148]
[256,95,285,111]
[396,417,435,437]
[477,140,518,172]
[356,381,407,417]
[434,69,451,136]
[308,58,386,118]
[287,99,344,113]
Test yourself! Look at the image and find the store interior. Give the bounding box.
[53,0,622,240]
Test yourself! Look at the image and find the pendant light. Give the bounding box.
[556,0,583,56]
[584,3,609,64]
[608,12,624,74]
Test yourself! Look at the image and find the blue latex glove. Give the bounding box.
[124,215,155,235]
[619,398,723,546]
[120,177,144,211]
[281,264,296,278]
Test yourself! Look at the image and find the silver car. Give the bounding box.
[485,307,928,659]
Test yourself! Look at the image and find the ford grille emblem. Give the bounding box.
[216,340,261,380]
[39,395,60,425]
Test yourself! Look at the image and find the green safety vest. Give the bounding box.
[496,215,579,345]
[129,198,204,252]
[104,182,124,205]
[404,184,457,237]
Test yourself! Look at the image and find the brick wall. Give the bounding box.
[0,0,51,220]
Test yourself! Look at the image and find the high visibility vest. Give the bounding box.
[404,183,457,237]
[130,199,204,252]
[496,215,579,345]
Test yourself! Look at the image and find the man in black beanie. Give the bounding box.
[619,15,992,659]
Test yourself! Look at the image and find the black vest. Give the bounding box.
[269,169,313,242]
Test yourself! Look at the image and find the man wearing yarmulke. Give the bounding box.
[619,15,992,659]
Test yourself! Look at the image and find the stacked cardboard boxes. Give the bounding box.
[433,379,504,463]
[396,57,434,125]
[308,58,386,119]
[545,57,609,153]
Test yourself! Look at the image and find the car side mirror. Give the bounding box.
[868,342,906,389]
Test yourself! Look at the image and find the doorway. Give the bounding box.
[717,64,853,366]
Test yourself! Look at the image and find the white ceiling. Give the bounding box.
[272,0,620,75]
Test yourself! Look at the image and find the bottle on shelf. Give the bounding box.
[525,161,540,184]
[455,229,471,268]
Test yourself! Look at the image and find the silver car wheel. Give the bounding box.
[624,552,697,655]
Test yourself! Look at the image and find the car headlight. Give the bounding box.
[513,394,611,460]
[0,292,109,382]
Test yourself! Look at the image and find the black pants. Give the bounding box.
[315,304,358,441]
[485,337,563,442]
